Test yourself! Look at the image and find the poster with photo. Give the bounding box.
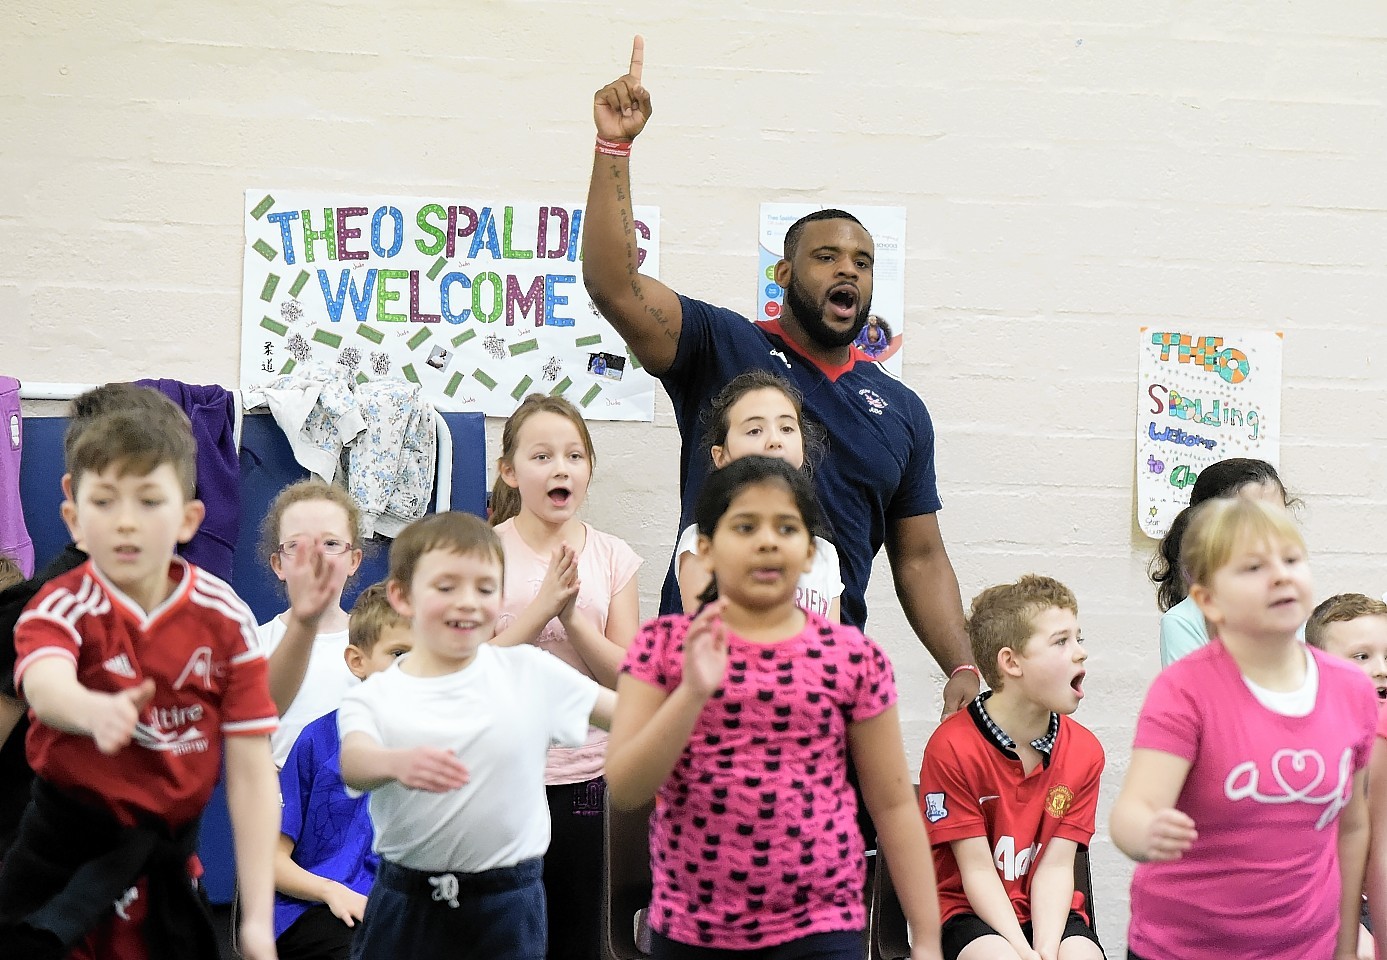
[241,190,660,420]
[757,203,906,374]
[1136,328,1283,538]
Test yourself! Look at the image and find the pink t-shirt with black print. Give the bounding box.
[621,611,896,950]
[1128,641,1377,960]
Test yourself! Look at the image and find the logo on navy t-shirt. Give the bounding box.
[858,388,888,415]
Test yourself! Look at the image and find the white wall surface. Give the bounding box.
[8,1,1387,950]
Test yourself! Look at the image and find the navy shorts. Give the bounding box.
[649,928,864,960]
[941,910,1103,960]
[351,857,545,960]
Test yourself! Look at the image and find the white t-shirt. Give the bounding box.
[257,616,357,767]
[337,643,599,873]
[675,523,843,616]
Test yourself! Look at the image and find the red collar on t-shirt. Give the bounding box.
[755,318,871,383]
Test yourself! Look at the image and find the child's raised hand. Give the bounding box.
[681,600,729,699]
[88,679,155,755]
[394,746,470,793]
[321,880,368,927]
[282,535,339,627]
[538,543,581,620]
[1141,807,1197,861]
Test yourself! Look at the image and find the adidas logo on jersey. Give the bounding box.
[103,654,137,679]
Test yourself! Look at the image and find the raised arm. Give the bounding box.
[559,573,640,689]
[583,35,684,375]
[605,602,727,809]
[885,513,977,718]
[266,537,340,714]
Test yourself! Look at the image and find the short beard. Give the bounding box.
[784,275,871,349]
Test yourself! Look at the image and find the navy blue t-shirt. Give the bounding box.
[659,295,941,629]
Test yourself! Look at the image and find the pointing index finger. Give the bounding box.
[629,34,644,83]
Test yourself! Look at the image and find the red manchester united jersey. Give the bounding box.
[15,558,277,828]
[918,703,1104,926]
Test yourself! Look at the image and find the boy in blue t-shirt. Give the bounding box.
[273,583,412,960]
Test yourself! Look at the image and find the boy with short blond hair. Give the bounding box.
[919,574,1105,960]
[0,409,280,960]
[274,582,413,960]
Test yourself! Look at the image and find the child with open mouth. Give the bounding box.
[487,393,642,960]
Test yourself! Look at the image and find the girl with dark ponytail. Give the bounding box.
[1150,457,1297,666]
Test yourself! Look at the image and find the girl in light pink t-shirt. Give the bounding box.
[489,394,641,960]
[1112,499,1377,960]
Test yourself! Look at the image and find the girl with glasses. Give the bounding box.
[256,479,365,767]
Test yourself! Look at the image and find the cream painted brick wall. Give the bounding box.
[8,1,1387,949]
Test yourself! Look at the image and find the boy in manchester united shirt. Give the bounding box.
[919,575,1106,960]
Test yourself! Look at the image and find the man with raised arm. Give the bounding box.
[582,37,979,716]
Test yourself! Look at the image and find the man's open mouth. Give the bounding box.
[828,286,858,318]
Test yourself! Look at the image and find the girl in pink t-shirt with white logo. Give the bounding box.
[607,456,942,959]
[488,393,642,960]
[1112,498,1377,960]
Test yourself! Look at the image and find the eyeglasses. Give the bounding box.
[277,538,354,557]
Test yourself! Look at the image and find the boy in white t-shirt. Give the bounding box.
[338,512,615,960]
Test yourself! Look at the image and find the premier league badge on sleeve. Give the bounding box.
[923,791,948,823]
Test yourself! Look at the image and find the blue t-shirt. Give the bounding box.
[273,710,377,938]
[660,295,941,629]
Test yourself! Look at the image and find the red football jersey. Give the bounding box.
[919,706,1104,926]
[15,558,277,828]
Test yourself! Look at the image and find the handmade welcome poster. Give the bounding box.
[1136,328,1283,538]
[240,191,660,420]
[756,203,907,376]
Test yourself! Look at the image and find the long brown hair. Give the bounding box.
[699,370,826,477]
[490,394,597,526]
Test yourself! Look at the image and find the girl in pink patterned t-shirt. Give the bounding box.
[607,456,942,959]
[1112,498,1377,960]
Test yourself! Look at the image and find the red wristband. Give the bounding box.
[595,136,633,158]
[950,663,980,679]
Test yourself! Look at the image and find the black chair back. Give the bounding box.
[601,797,656,960]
